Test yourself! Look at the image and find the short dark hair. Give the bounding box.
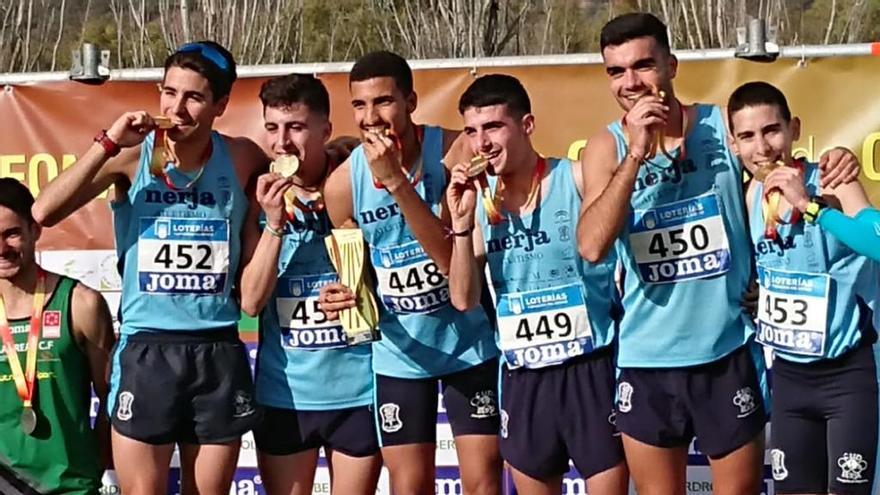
[0,178,35,224]
[600,13,670,54]
[259,74,330,117]
[349,51,413,96]
[727,81,792,130]
[164,41,237,100]
[458,74,531,117]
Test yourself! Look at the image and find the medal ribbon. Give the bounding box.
[477,156,546,226]
[761,159,804,240]
[150,128,212,190]
[0,269,46,411]
[284,157,335,220]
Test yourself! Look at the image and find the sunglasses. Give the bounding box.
[176,42,231,74]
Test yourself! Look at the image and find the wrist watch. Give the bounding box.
[803,196,829,224]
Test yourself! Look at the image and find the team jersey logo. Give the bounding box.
[41,310,61,339]
[379,403,403,433]
[837,452,869,484]
[770,449,789,481]
[617,382,634,413]
[232,390,255,418]
[732,387,758,418]
[116,391,134,421]
[469,390,498,419]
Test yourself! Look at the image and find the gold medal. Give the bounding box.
[753,160,784,182]
[20,406,37,435]
[152,115,175,130]
[467,156,489,178]
[271,155,300,178]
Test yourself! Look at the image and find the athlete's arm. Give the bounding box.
[367,131,454,274]
[31,112,152,227]
[577,97,664,263]
[765,166,879,260]
[817,147,861,189]
[319,160,359,318]
[446,162,485,311]
[239,174,292,317]
[69,282,115,470]
[324,159,356,228]
[576,130,640,263]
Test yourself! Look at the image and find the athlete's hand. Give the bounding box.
[764,167,811,213]
[363,131,405,189]
[318,283,356,320]
[819,147,860,189]
[447,162,478,232]
[256,173,293,231]
[624,94,669,160]
[105,111,161,148]
[741,277,759,319]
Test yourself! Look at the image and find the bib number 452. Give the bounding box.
[154,244,213,271]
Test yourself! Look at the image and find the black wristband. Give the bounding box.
[444,226,473,238]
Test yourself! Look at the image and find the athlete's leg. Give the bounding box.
[622,435,687,495]
[257,448,319,495]
[375,373,438,495]
[586,462,629,495]
[110,428,174,495]
[381,443,436,495]
[453,434,503,495]
[706,431,764,495]
[443,359,503,495]
[326,448,382,495]
[179,441,242,495]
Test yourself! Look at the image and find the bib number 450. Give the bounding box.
[648,225,709,258]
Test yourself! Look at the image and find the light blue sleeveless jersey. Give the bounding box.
[607,104,753,368]
[477,158,618,370]
[113,131,246,335]
[750,162,880,363]
[350,125,498,378]
[255,203,373,410]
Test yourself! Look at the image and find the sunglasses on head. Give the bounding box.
[175,42,231,74]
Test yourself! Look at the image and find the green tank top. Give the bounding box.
[0,276,101,494]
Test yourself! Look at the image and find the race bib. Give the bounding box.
[137,217,229,294]
[276,273,346,350]
[629,192,731,284]
[756,266,830,357]
[497,283,592,369]
[372,240,449,315]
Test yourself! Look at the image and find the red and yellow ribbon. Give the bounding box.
[149,128,212,190]
[0,269,46,416]
[476,157,546,225]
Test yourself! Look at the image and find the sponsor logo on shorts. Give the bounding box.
[232,390,255,418]
[837,452,869,484]
[617,382,633,413]
[379,403,403,433]
[469,390,498,419]
[732,387,757,418]
[499,409,509,439]
[116,391,134,421]
[770,449,789,481]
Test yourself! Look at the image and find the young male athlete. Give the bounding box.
[728,81,880,495]
[576,13,859,494]
[321,51,502,495]
[239,73,381,495]
[446,74,628,495]
[0,178,114,494]
[31,42,266,494]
